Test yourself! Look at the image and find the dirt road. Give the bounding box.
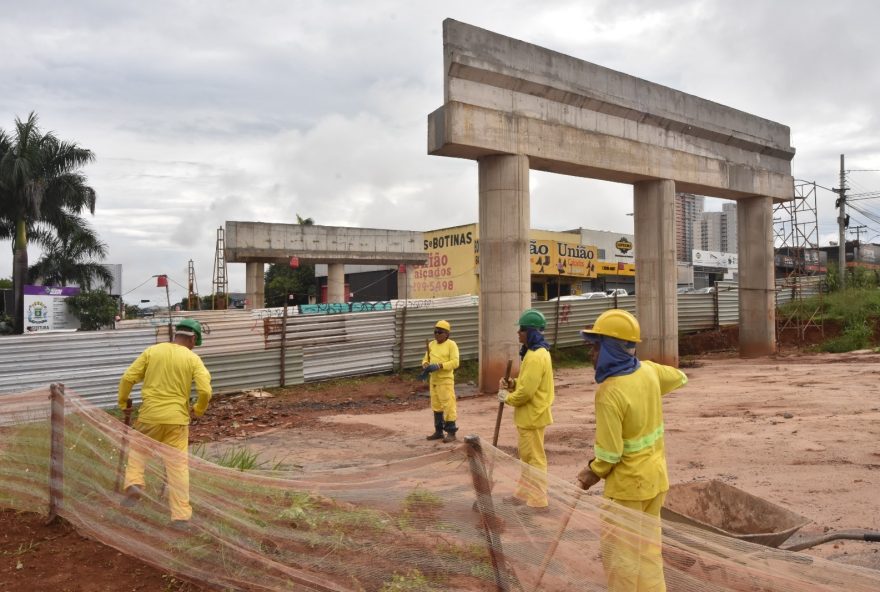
[213,350,880,569]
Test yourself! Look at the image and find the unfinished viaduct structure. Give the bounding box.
[428,20,795,391]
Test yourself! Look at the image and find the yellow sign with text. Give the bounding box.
[530,240,597,278]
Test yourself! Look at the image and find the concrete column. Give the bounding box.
[634,180,678,366]
[245,262,265,310]
[478,154,531,393]
[327,263,345,303]
[737,195,776,357]
[396,265,413,301]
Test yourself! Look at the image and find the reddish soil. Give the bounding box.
[0,509,201,592]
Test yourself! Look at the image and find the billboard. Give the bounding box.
[23,285,81,332]
[693,250,738,269]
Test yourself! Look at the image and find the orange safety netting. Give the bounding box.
[2,385,880,592]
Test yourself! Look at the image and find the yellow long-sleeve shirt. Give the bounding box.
[505,348,554,429]
[589,360,687,501]
[118,342,212,425]
[422,339,460,385]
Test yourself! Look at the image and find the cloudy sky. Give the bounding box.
[2,0,879,305]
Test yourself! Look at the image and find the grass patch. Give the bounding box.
[779,288,880,352]
[189,443,287,471]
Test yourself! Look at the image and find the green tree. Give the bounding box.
[264,213,317,306]
[0,277,11,289]
[67,290,119,330]
[0,112,98,333]
[123,303,141,319]
[27,220,112,289]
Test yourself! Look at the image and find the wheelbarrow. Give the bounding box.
[662,479,880,551]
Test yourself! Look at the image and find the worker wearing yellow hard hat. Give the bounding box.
[576,309,687,592]
[497,308,555,511]
[422,319,460,442]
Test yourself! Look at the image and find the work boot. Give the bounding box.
[442,420,458,443]
[169,520,192,533]
[426,411,444,440]
[121,484,143,507]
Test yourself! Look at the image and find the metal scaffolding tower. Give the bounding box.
[773,181,822,343]
[187,259,200,310]
[211,226,228,310]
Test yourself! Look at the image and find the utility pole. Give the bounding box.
[836,154,847,288]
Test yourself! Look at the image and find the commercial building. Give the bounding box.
[316,224,637,301]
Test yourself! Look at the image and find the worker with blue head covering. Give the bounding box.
[578,309,688,592]
[497,308,555,511]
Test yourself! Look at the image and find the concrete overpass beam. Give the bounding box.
[634,180,678,366]
[478,154,531,393]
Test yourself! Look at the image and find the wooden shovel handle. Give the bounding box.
[492,360,513,447]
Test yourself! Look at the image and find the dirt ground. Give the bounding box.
[4,347,880,590]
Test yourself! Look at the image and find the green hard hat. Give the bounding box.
[175,318,203,346]
[517,308,546,330]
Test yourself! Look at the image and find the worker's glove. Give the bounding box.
[425,363,441,373]
[577,463,601,491]
[497,389,509,403]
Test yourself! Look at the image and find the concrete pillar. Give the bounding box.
[396,265,413,301]
[737,195,776,357]
[245,262,265,310]
[634,180,678,366]
[327,263,345,303]
[478,154,531,393]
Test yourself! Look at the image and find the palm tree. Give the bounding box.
[28,219,113,289]
[0,112,97,333]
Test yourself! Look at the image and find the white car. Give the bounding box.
[582,292,609,299]
[606,289,629,297]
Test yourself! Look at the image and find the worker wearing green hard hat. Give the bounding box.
[496,308,555,511]
[117,318,212,530]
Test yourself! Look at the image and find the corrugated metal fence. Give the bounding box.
[1,281,827,406]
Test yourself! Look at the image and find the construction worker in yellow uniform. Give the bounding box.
[422,320,460,443]
[118,318,212,529]
[497,308,554,511]
[576,309,687,592]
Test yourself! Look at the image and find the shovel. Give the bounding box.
[492,359,513,447]
[114,399,134,493]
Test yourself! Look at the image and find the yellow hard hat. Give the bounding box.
[581,309,641,343]
[435,320,451,332]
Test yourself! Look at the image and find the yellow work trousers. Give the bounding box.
[124,421,192,521]
[514,426,548,508]
[600,492,667,592]
[429,382,457,422]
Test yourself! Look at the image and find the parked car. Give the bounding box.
[582,292,609,299]
[547,295,588,302]
[690,287,716,294]
[606,288,629,297]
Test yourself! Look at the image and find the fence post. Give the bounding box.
[397,305,408,372]
[713,282,720,330]
[47,383,66,524]
[280,296,289,387]
[464,435,517,592]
